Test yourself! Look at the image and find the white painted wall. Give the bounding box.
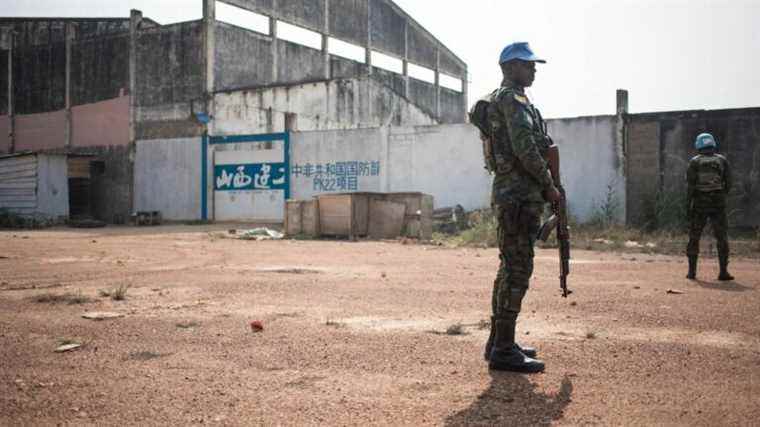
[213,77,437,135]
[36,154,69,219]
[290,128,386,200]
[547,116,625,223]
[131,119,624,223]
[386,125,491,210]
[134,138,202,220]
[213,145,286,222]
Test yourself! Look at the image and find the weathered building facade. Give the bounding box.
[1,0,469,222]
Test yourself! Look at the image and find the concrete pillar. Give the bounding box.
[129,10,142,144]
[322,0,330,79]
[615,88,629,223]
[7,31,14,153]
[462,67,468,114]
[64,23,74,149]
[434,49,440,120]
[402,21,409,98]
[616,89,629,115]
[203,0,216,220]
[365,0,372,75]
[270,16,278,82]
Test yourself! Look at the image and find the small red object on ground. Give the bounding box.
[250,320,264,332]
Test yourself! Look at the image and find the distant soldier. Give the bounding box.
[473,42,562,373]
[686,132,734,281]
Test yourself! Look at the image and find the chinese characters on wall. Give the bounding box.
[214,163,287,191]
[291,161,381,192]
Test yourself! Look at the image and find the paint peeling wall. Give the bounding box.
[14,109,67,151]
[134,138,202,220]
[71,96,130,147]
[213,77,437,135]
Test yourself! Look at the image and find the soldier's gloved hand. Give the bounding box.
[545,185,562,204]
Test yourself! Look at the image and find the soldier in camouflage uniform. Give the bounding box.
[686,133,734,281]
[480,42,561,373]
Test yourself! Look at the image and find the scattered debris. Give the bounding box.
[325,318,344,328]
[624,241,643,248]
[570,301,578,306]
[381,272,387,279]
[593,238,614,245]
[586,331,597,339]
[55,343,81,353]
[176,321,200,329]
[666,289,685,295]
[68,219,107,228]
[646,242,657,248]
[250,320,264,332]
[238,228,284,241]
[132,211,162,226]
[82,311,124,320]
[445,323,465,336]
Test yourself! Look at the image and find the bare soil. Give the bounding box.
[1,225,759,426]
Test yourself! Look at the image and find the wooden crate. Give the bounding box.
[316,193,374,238]
[284,199,320,237]
[382,192,434,240]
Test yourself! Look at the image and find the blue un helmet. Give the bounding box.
[695,133,718,151]
[499,42,546,64]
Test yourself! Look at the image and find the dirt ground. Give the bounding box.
[1,225,759,426]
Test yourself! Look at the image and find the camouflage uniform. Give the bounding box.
[486,79,554,323]
[686,152,732,267]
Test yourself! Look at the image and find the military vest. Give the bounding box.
[484,88,551,176]
[693,154,726,193]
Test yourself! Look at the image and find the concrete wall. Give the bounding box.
[36,154,68,218]
[627,108,760,228]
[0,116,9,153]
[213,77,437,135]
[135,21,205,140]
[134,137,202,220]
[548,115,625,223]
[386,125,490,210]
[0,18,155,48]
[14,110,67,151]
[213,1,467,124]
[290,124,490,211]
[71,96,130,147]
[290,127,386,200]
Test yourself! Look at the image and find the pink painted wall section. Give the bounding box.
[0,116,9,154]
[72,96,130,147]
[14,110,67,152]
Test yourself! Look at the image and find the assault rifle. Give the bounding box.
[537,144,572,297]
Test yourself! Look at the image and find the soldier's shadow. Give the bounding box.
[693,279,752,292]
[444,372,573,426]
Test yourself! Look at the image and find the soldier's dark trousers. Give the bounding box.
[487,201,544,372]
[686,207,730,269]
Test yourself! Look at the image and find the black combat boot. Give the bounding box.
[489,318,544,373]
[686,256,697,280]
[718,257,734,281]
[484,317,537,361]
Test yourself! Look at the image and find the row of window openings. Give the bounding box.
[215,1,463,92]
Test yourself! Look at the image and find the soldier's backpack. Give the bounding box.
[469,90,499,173]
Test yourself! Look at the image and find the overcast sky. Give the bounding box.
[4,0,759,118]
